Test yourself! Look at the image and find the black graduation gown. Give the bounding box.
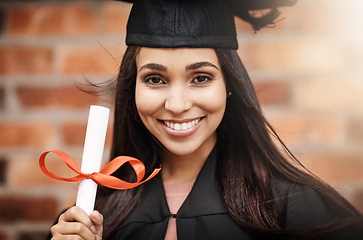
[110,148,363,240]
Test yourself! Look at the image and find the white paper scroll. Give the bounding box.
[76,105,110,215]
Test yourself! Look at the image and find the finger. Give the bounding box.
[51,221,95,240]
[59,206,93,229]
[89,211,103,238]
[89,210,103,225]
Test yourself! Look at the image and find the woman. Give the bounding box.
[49,0,362,239]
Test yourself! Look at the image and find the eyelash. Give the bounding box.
[191,74,213,84]
[144,75,165,85]
[143,74,213,86]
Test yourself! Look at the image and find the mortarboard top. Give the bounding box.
[119,0,297,49]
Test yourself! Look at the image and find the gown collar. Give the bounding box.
[120,146,227,226]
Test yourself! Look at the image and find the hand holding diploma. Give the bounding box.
[50,206,103,240]
[39,105,161,239]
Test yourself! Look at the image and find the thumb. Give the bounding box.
[89,210,103,240]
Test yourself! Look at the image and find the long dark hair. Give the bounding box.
[214,48,361,238]
[95,46,361,239]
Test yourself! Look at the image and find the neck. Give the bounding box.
[161,139,216,184]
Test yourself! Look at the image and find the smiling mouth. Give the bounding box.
[163,118,202,131]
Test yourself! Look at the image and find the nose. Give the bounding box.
[164,85,192,114]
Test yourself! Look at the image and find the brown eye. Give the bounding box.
[192,75,212,84]
[145,76,165,85]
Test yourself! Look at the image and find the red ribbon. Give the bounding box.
[39,150,161,190]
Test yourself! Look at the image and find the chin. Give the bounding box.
[163,143,201,157]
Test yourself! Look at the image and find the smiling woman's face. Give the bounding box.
[135,47,227,157]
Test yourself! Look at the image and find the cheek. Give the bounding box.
[196,85,227,114]
[135,85,164,118]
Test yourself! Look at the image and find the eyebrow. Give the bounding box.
[186,61,219,71]
[138,61,219,73]
[139,63,167,73]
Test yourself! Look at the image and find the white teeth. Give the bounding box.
[164,118,201,131]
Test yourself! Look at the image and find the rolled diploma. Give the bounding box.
[76,105,110,215]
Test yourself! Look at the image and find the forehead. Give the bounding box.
[136,47,220,68]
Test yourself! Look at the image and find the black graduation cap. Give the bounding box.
[120,0,297,49]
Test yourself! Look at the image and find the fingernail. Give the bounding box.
[90,225,96,233]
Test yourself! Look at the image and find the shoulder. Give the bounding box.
[272,177,351,229]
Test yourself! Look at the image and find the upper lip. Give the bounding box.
[160,117,203,123]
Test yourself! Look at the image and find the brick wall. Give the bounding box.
[0,0,362,239]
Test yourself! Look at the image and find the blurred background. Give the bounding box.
[0,0,362,239]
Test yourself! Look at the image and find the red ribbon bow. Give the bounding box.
[39,150,161,190]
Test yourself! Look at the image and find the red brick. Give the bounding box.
[0,121,54,148]
[0,195,57,222]
[8,153,82,189]
[299,152,363,182]
[62,121,87,146]
[7,4,96,36]
[0,46,53,75]
[17,86,99,109]
[62,121,113,147]
[253,80,291,106]
[8,5,66,36]
[269,113,341,148]
[0,231,10,240]
[105,120,113,148]
[102,1,131,34]
[66,5,97,35]
[61,44,125,74]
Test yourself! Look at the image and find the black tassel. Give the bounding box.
[240,8,281,31]
[226,0,297,31]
